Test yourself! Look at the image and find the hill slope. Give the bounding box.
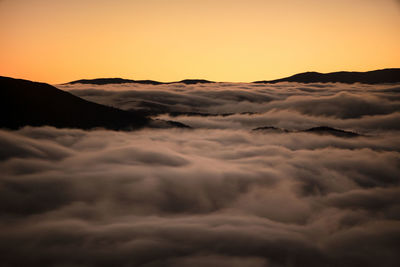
[0,76,149,130]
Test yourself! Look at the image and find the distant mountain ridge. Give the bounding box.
[253,68,400,84]
[66,69,400,85]
[68,78,215,85]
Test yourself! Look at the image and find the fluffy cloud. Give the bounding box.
[58,82,400,133]
[58,82,400,118]
[1,125,399,266]
[2,82,399,266]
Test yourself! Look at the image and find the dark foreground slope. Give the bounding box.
[254,68,400,84]
[0,76,149,130]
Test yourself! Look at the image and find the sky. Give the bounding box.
[0,0,399,84]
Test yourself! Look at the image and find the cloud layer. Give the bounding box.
[1,125,399,266]
[59,82,400,132]
[2,82,400,266]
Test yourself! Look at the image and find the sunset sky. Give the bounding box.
[1,0,399,84]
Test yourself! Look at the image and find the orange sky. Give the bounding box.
[1,0,399,84]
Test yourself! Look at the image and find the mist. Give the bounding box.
[59,82,400,132]
[1,81,400,266]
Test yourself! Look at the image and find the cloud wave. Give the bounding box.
[1,125,399,266]
[2,82,400,266]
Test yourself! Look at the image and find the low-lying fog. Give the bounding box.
[1,82,399,266]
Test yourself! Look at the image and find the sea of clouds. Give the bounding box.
[61,82,400,132]
[1,82,399,266]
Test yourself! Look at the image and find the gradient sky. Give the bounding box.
[1,0,399,84]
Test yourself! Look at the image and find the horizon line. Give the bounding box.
[2,67,399,85]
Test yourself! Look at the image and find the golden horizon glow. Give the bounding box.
[1,0,400,84]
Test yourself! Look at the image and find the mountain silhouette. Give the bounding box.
[0,76,150,130]
[68,78,164,85]
[302,126,360,137]
[68,78,215,85]
[68,69,399,85]
[253,68,400,84]
[252,125,360,137]
[252,126,289,133]
[177,79,214,84]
